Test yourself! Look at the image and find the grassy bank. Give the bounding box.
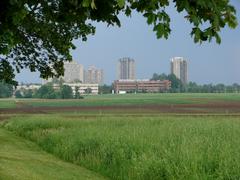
[3,114,240,179]
[0,127,105,180]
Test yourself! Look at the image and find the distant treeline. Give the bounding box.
[151,73,240,93]
[1,78,240,99]
[15,83,83,99]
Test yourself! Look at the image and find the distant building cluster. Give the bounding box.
[39,56,188,95]
[84,66,104,85]
[61,61,104,85]
[170,57,188,84]
[113,56,188,94]
[43,60,104,84]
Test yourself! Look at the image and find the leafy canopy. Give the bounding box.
[0,0,238,85]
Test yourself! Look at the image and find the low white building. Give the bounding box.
[16,84,41,91]
[63,83,99,95]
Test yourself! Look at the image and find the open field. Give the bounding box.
[0,100,16,109]
[2,114,240,179]
[1,93,240,179]
[1,93,240,109]
[1,93,240,114]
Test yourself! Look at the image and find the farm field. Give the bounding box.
[1,93,240,114]
[1,93,240,179]
[1,93,240,109]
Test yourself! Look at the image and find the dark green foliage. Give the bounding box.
[0,0,238,84]
[14,90,23,98]
[151,73,183,92]
[0,82,13,98]
[75,86,80,99]
[186,82,240,93]
[85,87,92,94]
[35,83,57,99]
[167,74,183,92]
[99,84,113,94]
[24,89,34,98]
[74,86,84,99]
[60,85,73,99]
[151,73,240,93]
[33,83,76,99]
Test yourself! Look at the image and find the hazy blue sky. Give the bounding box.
[16,1,240,85]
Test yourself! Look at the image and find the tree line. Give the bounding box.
[151,73,240,93]
[1,78,240,99]
[15,83,83,99]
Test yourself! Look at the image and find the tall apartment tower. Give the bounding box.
[63,61,84,83]
[170,57,188,84]
[117,58,135,80]
[84,66,104,85]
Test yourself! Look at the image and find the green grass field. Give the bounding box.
[9,93,240,107]
[0,99,16,108]
[0,128,104,180]
[3,113,240,179]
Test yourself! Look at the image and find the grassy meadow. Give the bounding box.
[2,113,240,179]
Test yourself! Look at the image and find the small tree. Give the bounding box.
[85,88,92,94]
[15,90,23,98]
[0,82,13,98]
[75,86,82,99]
[99,84,113,94]
[60,85,73,99]
[35,83,57,99]
[24,89,34,98]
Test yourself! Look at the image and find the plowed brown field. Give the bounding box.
[1,101,240,114]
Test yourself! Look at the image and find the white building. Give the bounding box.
[63,61,84,83]
[170,57,188,84]
[16,84,41,91]
[42,60,84,84]
[63,83,99,95]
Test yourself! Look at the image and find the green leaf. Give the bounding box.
[91,0,96,9]
[117,0,125,8]
[82,0,91,7]
[215,33,221,44]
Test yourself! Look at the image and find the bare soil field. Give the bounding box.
[1,101,240,114]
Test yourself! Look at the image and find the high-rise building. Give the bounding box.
[170,57,188,84]
[84,66,104,85]
[63,61,84,83]
[117,57,135,80]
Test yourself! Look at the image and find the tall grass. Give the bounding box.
[3,114,240,179]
